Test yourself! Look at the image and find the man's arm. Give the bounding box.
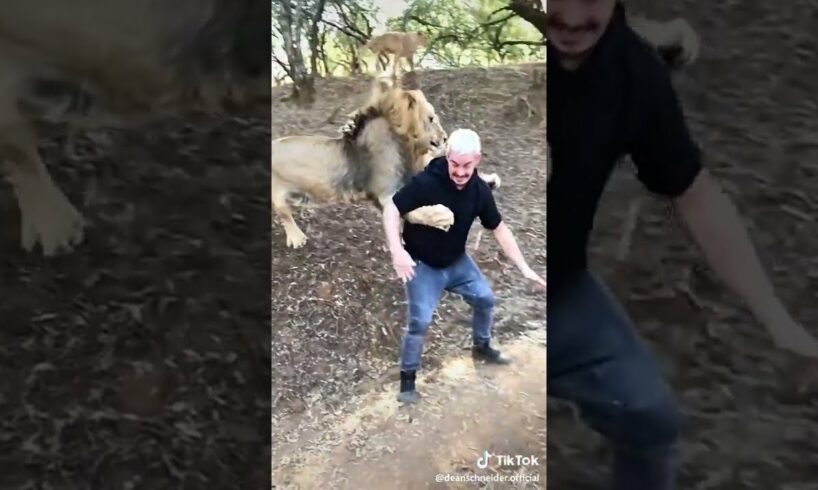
[477,183,545,290]
[628,53,818,357]
[492,222,530,273]
[674,170,818,357]
[492,221,546,290]
[383,198,417,282]
[383,199,404,253]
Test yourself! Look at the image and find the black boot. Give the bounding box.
[397,370,419,404]
[472,341,512,365]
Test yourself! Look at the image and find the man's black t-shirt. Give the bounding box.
[392,156,502,269]
[547,2,703,299]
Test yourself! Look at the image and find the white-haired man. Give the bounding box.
[382,128,546,404]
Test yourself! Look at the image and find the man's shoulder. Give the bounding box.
[603,26,680,116]
[404,160,439,184]
[473,173,499,206]
[474,173,494,194]
[426,155,448,171]
[413,158,447,187]
[394,161,440,206]
[619,26,676,87]
[410,167,439,190]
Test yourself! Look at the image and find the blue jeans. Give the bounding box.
[399,253,495,372]
[548,271,681,490]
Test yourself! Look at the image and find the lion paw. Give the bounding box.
[669,18,700,66]
[482,173,501,190]
[405,204,454,231]
[286,228,307,248]
[16,175,85,256]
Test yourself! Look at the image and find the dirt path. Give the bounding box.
[272,329,546,489]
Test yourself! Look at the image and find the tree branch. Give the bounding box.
[489,5,513,17]
[498,39,546,47]
[308,0,327,39]
[321,18,368,43]
[480,12,517,29]
[408,15,447,30]
[273,55,293,78]
[507,0,547,38]
[417,33,461,65]
[337,5,371,39]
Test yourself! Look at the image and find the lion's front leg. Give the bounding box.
[628,15,700,67]
[377,193,454,232]
[404,204,454,231]
[2,127,85,255]
[272,182,307,249]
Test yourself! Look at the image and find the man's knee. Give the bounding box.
[470,285,495,310]
[572,364,681,450]
[407,306,435,335]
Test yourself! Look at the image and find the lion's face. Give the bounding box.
[406,90,447,153]
[376,88,448,160]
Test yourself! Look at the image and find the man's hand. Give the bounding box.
[522,266,547,293]
[674,171,818,358]
[772,324,818,359]
[391,247,416,283]
[491,222,545,292]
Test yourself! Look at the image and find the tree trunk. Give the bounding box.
[350,48,362,75]
[275,0,313,105]
[319,31,331,76]
[307,0,327,80]
[508,0,546,38]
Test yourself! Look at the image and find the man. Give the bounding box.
[382,128,546,404]
[546,1,818,489]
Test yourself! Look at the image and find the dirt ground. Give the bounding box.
[271,65,547,488]
[0,107,272,488]
[547,2,818,488]
[273,330,546,489]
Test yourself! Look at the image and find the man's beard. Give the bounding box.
[546,16,602,58]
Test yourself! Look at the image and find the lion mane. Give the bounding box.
[341,75,445,174]
[271,76,449,249]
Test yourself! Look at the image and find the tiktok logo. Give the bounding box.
[476,450,491,469]
[476,450,541,469]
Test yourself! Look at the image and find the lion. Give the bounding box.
[0,0,268,255]
[364,31,428,73]
[271,71,499,249]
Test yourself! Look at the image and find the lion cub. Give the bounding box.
[365,31,427,72]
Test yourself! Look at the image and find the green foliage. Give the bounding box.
[272,0,544,81]
[388,0,544,68]
[319,0,379,76]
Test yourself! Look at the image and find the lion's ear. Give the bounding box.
[405,93,416,109]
